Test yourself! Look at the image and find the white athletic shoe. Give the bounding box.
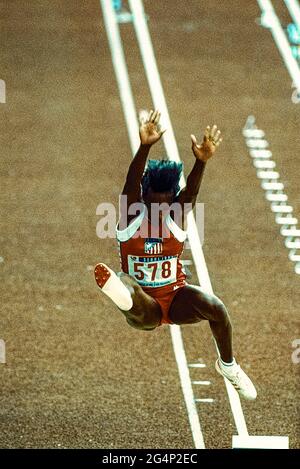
[215,358,257,401]
[94,263,133,311]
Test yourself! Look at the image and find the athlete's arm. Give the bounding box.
[119,109,166,226]
[121,109,165,204]
[121,142,152,205]
[121,110,165,204]
[176,124,223,208]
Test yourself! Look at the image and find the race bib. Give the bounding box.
[128,255,177,287]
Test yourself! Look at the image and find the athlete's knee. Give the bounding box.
[126,317,157,331]
[210,295,231,323]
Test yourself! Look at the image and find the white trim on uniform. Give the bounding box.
[116,205,187,244]
[165,213,187,242]
[116,206,146,242]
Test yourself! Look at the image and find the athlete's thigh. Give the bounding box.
[168,284,217,325]
[118,272,162,329]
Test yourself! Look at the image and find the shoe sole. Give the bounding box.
[94,263,112,289]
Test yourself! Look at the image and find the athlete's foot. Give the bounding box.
[94,263,133,311]
[215,358,257,401]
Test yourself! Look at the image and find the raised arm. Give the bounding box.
[121,110,165,202]
[119,109,165,225]
[176,124,223,209]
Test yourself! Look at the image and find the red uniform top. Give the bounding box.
[116,205,187,298]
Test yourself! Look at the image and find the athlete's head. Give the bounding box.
[141,159,183,218]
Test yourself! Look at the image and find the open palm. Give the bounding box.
[191,125,223,162]
[139,109,166,146]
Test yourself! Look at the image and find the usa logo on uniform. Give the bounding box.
[144,238,163,254]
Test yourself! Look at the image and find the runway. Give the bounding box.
[0,0,299,449]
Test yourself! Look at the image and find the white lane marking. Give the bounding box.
[188,363,206,368]
[232,435,289,449]
[0,79,5,104]
[192,381,211,385]
[257,0,300,91]
[250,149,272,158]
[194,399,214,403]
[284,0,300,33]
[100,0,140,155]
[0,339,6,364]
[100,0,206,449]
[243,116,300,275]
[129,0,250,439]
[170,327,206,448]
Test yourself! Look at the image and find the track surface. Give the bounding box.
[0,0,299,449]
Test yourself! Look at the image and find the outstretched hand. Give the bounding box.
[139,109,166,146]
[191,125,223,162]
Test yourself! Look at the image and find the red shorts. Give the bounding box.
[143,283,186,326]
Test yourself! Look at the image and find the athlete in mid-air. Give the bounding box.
[95,109,257,400]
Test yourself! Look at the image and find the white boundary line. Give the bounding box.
[170,327,206,448]
[0,79,6,104]
[284,0,300,33]
[257,0,300,90]
[100,0,206,448]
[129,0,249,439]
[100,0,140,155]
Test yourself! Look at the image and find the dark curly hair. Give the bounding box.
[141,159,183,197]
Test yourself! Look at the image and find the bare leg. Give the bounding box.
[116,272,162,330]
[95,263,162,330]
[168,285,233,362]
